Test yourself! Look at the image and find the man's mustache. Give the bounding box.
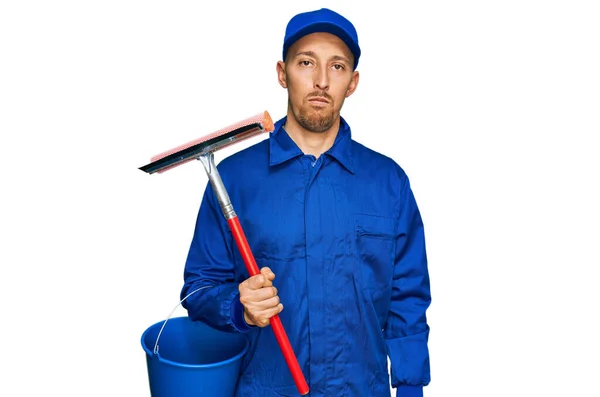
[306,92,333,101]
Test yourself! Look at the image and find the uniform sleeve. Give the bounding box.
[385,173,431,396]
[180,180,252,333]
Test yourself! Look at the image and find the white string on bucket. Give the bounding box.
[153,285,212,355]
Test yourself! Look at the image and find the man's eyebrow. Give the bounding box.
[293,51,351,64]
[293,51,317,58]
[330,55,351,64]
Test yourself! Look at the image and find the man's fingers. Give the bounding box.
[264,303,284,319]
[239,286,278,306]
[246,273,271,290]
[245,286,278,302]
[245,268,277,290]
[254,303,284,327]
[252,298,282,317]
[259,294,280,309]
[239,268,281,328]
[260,267,276,281]
[240,292,279,310]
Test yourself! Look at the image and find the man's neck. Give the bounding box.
[283,113,340,158]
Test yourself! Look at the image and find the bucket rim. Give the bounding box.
[141,316,249,369]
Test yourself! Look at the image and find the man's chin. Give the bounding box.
[293,106,336,133]
[303,118,334,133]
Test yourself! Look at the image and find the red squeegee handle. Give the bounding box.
[227,216,309,396]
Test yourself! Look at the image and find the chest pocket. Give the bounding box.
[353,213,396,291]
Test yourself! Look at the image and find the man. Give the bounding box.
[181,7,431,397]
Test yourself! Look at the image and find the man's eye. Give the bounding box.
[300,60,311,66]
[333,64,344,70]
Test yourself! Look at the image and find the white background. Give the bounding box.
[1,1,599,396]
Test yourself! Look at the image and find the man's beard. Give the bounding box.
[290,97,338,133]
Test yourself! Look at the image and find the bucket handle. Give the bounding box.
[153,285,211,355]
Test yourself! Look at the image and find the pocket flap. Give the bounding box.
[354,213,395,239]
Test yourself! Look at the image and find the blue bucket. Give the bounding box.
[141,315,249,397]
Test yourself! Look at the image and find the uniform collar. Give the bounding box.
[269,115,355,174]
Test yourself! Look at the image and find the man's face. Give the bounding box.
[278,32,359,133]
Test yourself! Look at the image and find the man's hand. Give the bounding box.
[239,267,283,327]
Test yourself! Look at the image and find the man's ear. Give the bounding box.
[345,70,360,98]
[276,61,287,89]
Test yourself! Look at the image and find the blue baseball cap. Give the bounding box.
[282,8,361,70]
